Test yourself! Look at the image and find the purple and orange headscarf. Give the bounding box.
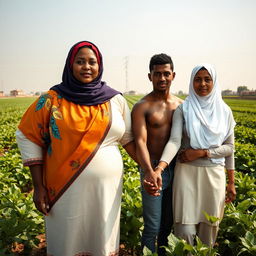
[51,41,120,105]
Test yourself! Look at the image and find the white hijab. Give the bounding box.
[183,64,235,164]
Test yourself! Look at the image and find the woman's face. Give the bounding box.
[72,47,99,83]
[193,69,213,96]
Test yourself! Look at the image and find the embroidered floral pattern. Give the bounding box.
[35,93,63,156]
[70,160,80,170]
[52,105,63,120]
[47,144,52,155]
[35,94,52,111]
[72,251,118,256]
[36,94,62,138]
[45,98,52,111]
[48,250,118,256]
[49,116,61,139]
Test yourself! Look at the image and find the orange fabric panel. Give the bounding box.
[19,90,111,208]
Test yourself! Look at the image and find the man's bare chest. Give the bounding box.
[146,108,174,128]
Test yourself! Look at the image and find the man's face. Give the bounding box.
[148,64,175,92]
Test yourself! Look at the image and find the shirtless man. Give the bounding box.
[131,53,183,255]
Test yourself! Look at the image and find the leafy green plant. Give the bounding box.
[234,172,256,205]
[217,170,256,255]
[0,151,32,192]
[233,112,256,129]
[0,183,44,254]
[1,96,256,254]
[120,147,143,254]
[235,126,256,145]
[143,233,219,256]
[238,231,256,255]
[235,142,256,176]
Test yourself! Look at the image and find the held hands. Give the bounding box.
[33,185,50,215]
[143,169,162,196]
[225,182,236,203]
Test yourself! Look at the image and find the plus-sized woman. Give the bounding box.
[16,41,136,256]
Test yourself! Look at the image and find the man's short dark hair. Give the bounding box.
[149,53,174,72]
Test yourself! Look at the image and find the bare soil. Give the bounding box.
[13,237,136,256]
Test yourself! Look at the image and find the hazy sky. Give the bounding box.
[1,0,256,94]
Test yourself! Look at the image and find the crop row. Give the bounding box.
[0,96,255,255]
[224,98,256,113]
[233,112,256,129]
[124,95,143,109]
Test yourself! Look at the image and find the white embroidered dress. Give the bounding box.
[16,94,133,256]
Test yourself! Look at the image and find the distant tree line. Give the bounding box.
[175,86,256,97]
[237,86,249,95]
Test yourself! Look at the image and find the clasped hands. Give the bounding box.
[143,168,163,196]
[143,149,203,196]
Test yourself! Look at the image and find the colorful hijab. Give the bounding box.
[51,41,120,105]
[183,64,235,163]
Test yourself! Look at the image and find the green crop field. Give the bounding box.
[0,95,255,255]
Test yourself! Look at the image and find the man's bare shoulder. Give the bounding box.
[132,93,155,111]
[169,94,184,108]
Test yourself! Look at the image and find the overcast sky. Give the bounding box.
[0,0,255,94]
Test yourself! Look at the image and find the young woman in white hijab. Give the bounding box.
[144,64,236,246]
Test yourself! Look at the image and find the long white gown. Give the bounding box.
[16,94,133,256]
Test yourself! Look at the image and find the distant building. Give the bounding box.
[241,90,256,96]
[0,91,4,97]
[222,89,235,96]
[10,89,24,96]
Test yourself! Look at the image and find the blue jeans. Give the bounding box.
[140,159,175,255]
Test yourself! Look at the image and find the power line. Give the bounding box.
[124,56,129,92]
